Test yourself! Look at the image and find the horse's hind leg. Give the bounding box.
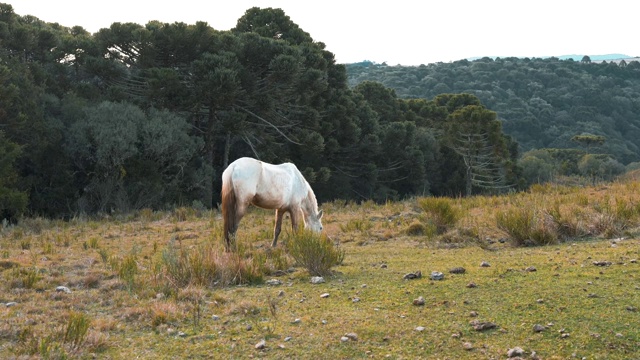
[226,205,247,251]
[272,209,285,247]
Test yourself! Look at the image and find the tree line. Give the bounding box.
[2,4,522,219]
[347,56,640,173]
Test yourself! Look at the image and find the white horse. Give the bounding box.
[221,157,323,250]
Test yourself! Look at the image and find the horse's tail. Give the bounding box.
[221,168,237,250]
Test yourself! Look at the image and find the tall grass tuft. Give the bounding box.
[339,218,373,233]
[157,240,263,289]
[63,311,91,349]
[285,230,344,276]
[253,247,293,275]
[547,202,589,239]
[111,254,138,291]
[591,198,640,237]
[10,267,41,289]
[496,206,558,246]
[417,197,462,234]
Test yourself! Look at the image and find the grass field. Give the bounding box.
[2,180,640,359]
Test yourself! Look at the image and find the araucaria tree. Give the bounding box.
[440,95,517,195]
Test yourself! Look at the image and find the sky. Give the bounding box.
[7,0,639,66]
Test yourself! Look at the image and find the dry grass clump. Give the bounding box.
[417,197,463,234]
[285,229,344,276]
[496,205,559,246]
[494,180,640,246]
[155,239,263,291]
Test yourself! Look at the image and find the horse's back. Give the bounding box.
[224,157,305,209]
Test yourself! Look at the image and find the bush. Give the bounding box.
[285,230,344,276]
[496,206,558,246]
[417,197,461,234]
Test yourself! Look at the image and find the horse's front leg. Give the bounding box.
[272,209,285,247]
[290,207,300,232]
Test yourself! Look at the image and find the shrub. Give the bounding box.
[405,221,427,236]
[417,197,462,234]
[496,206,558,246]
[285,230,344,276]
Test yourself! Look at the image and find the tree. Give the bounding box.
[0,130,28,220]
[233,7,314,45]
[66,101,200,212]
[445,101,514,195]
[571,133,605,150]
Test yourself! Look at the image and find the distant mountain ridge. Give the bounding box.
[467,54,634,62]
[557,54,633,61]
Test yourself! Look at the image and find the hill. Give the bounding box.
[346,57,640,164]
[557,53,632,61]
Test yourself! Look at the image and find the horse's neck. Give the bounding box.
[288,166,317,216]
[300,187,317,217]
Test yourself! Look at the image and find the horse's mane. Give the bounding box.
[290,163,319,214]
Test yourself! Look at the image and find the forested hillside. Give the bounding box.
[0,4,524,219]
[346,57,640,165]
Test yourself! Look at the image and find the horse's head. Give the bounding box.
[305,209,324,233]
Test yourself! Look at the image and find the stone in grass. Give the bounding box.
[507,347,525,358]
[470,320,497,331]
[320,293,330,298]
[255,339,266,349]
[413,296,425,306]
[533,324,546,333]
[55,286,71,293]
[344,333,358,341]
[449,267,466,274]
[403,270,422,280]
[266,279,282,286]
[463,342,474,351]
[430,271,444,280]
[340,333,357,342]
[593,260,612,266]
[310,276,325,284]
[480,261,491,267]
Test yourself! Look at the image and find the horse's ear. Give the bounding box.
[318,209,323,219]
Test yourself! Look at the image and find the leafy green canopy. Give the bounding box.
[0,3,521,218]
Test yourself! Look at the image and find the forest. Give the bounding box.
[347,56,640,166]
[1,3,636,220]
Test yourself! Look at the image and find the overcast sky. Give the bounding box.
[8,0,639,65]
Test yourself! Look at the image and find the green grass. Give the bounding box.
[2,179,640,359]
